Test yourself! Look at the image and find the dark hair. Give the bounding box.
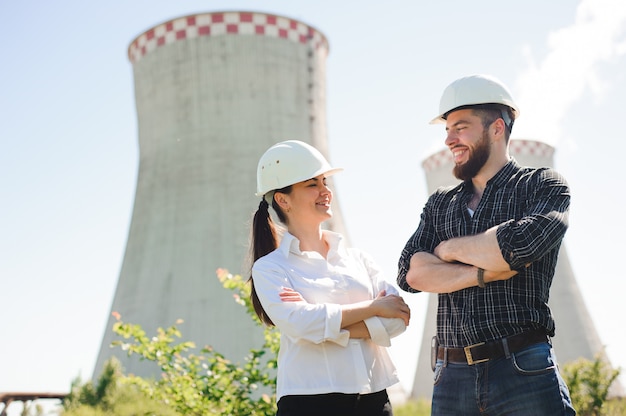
[248,185,292,326]
[445,104,514,141]
[470,104,514,142]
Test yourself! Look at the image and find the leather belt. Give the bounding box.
[437,329,549,365]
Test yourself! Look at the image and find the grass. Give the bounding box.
[394,399,431,416]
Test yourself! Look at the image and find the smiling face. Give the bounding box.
[445,109,492,181]
[274,174,333,226]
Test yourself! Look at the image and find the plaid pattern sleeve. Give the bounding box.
[496,168,570,270]
[396,183,464,293]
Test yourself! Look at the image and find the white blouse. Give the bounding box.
[252,230,406,401]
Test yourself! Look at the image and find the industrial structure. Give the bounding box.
[94,11,348,378]
[411,138,620,399]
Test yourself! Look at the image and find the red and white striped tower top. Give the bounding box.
[128,11,329,64]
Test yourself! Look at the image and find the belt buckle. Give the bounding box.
[464,342,489,365]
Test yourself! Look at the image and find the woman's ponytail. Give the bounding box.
[249,198,278,326]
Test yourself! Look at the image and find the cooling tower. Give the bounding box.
[94,11,348,379]
[410,139,619,399]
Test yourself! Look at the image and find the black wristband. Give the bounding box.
[477,268,486,288]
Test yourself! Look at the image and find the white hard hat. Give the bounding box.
[255,140,343,197]
[431,74,520,124]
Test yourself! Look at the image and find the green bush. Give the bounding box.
[562,354,621,415]
[602,397,626,416]
[90,269,280,416]
[110,319,277,415]
[62,357,181,415]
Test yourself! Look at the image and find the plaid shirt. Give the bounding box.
[397,159,570,347]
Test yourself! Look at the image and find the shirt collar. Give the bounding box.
[277,229,345,258]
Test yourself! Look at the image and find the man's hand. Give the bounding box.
[483,268,518,283]
[433,239,457,263]
[433,227,513,272]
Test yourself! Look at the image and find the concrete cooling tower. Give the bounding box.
[411,139,621,400]
[94,11,348,379]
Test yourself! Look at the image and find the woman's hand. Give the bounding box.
[371,290,411,326]
[279,287,305,302]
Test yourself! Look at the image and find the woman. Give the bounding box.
[249,140,411,416]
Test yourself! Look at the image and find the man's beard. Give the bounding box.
[452,130,490,181]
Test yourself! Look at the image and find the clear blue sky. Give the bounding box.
[2,0,625,412]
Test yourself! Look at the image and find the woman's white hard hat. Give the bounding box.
[255,140,343,197]
[430,74,520,124]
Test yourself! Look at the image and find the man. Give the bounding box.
[397,74,576,415]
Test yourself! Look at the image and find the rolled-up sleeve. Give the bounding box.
[496,169,570,270]
[358,250,408,342]
[364,316,407,346]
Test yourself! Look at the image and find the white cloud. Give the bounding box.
[513,0,626,144]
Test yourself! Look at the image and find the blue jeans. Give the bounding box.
[431,342,576,415]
